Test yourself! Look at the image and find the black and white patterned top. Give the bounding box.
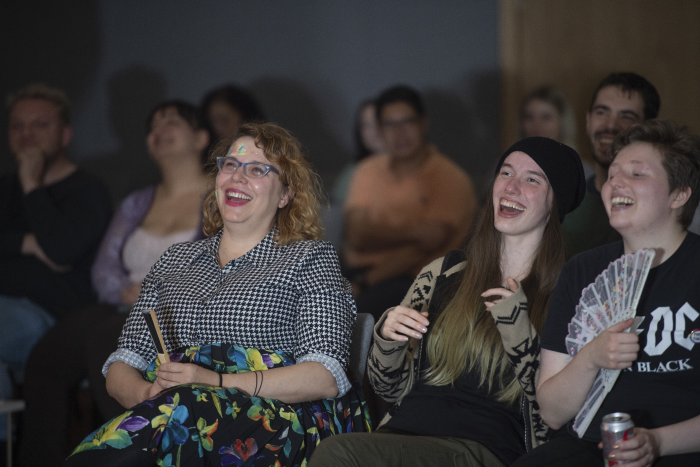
[103,227,356,395]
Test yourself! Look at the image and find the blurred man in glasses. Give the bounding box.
[343,85,477,321]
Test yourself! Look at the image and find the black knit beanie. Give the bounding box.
[495,137,585,222]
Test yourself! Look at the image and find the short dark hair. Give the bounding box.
[590,73,660,120]
[146,100,202,132]
[375,85,426,121]
[201,84,265,126]
[7,83,71,125]
[611,119,700,229]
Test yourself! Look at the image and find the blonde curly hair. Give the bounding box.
[202,122,325,244]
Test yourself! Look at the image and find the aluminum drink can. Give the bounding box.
[601,412,634,466]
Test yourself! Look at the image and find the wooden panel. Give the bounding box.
[500,0,700,161]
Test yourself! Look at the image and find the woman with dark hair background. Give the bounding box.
[200,84,266,150]
[332,99,386,204]
[19,100,210,467]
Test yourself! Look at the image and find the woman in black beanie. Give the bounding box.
[309,137,585,467]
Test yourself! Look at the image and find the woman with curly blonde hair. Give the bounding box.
[65,122,369,467]
[202,122,325,244]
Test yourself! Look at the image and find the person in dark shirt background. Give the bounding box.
[0,83,111,441]
[562,73,659,258]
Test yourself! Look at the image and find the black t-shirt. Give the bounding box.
[543,233,700,444]
[385,267,526,466]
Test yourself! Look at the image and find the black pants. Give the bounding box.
[19,304,127,467]
[308,428,505,467]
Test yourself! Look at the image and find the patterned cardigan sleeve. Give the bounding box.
[366,257,445,403]
[489,281,550,450]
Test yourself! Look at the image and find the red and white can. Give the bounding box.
[601,412,635,466]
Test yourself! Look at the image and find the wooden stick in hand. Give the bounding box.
[142,309,170,365]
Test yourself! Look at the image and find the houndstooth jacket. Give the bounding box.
[103,228,356,395]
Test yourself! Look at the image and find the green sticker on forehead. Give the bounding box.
[236,144,246,155]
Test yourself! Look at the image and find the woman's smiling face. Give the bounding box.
[146,106,203,162]
[216,136,290,235]
[492,151,553,240]
[602,141,682,237]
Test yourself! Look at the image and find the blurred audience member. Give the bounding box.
[519,85,577,150]
[201,84,265,147]
[63,122,367,467]
[19,100,210,467]
[563,73,660,258]
[520,85,593,180]
[344,85,477,321]
[333,99,386,204]
[0,84,111,441]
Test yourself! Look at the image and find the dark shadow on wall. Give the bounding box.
[425,68,500,203]
[0,0,101,175]
[424,90,473,164]
[248,78,350,195]
[81,67,167,207]
[465,69,501,200]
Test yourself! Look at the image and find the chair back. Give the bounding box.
[348,313,375,380]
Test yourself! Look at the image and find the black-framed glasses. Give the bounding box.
[216,156,279,179]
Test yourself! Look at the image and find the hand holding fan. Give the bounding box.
[142,309,170,365]
[565,248,655,437]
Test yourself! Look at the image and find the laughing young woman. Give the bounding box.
[309,137,585,467]
[512,120,700,467]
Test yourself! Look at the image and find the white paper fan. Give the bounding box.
[564,248,656,437]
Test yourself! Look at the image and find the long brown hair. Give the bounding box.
[425,182,565,405]
[202,122,325,244]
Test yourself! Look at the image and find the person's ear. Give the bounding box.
[670,186,691,210]
[585,111,592,136]
[61,125,73,148]
[279,187,295,209]
[195,129,210,152]
[420,116,430,136]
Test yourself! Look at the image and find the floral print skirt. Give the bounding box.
[67,344,371,467]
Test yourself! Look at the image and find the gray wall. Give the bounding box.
[0,1,499,205]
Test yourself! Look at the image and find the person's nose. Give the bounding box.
[18,123,33,138]
[505,178,520,194]
[603,114,622,133]
[230,165,247,183]
[607,171,625,190]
